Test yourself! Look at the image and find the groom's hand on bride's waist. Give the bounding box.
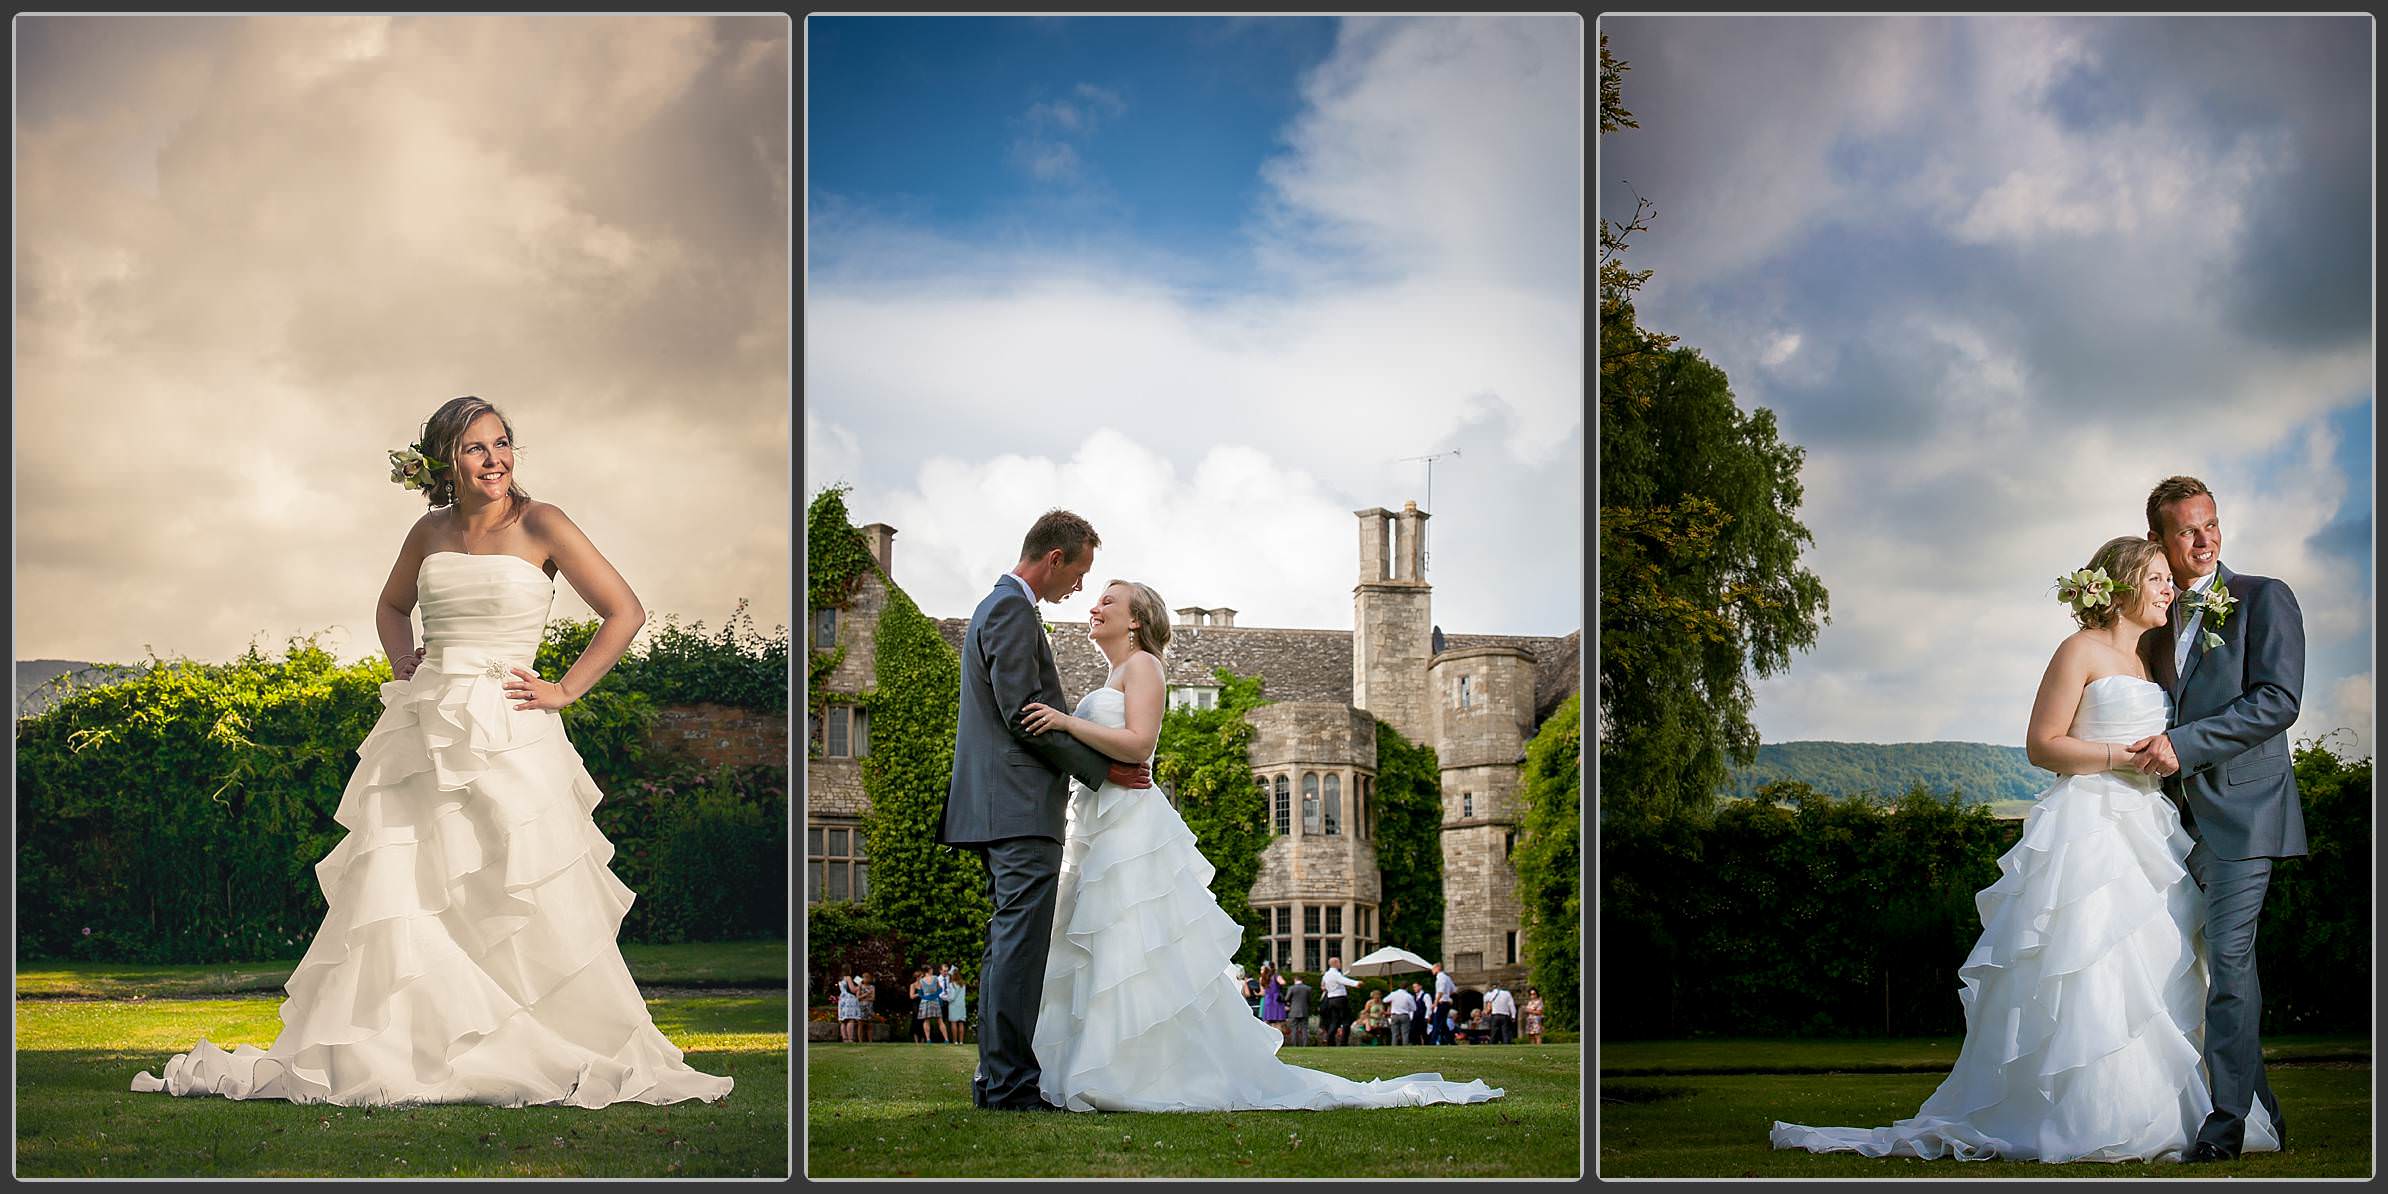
[1107,762,1152,789]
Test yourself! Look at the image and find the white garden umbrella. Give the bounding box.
[1341,946,1436,977]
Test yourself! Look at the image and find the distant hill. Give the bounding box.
[15,660,144,720]
[1729,741,2053,811]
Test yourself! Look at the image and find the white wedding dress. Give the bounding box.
[131,551,734,1108]
[1031,684,1502,1113]
[1771,675,2278,1162]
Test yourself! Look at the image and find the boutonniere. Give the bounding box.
[2188,586,2237,651]
[1043,618,1058,638]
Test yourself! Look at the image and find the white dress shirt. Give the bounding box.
[1435,970,1457,1003]
[1385,988,1415,1017]
[1321,967,1360,1000]
[1488,988,1517,1017]
[2176,569,2217,674]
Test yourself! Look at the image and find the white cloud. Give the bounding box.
[16,15,790,664]
[808,16,1584,640]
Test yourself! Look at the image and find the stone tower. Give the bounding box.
[1430,643,1539,986]
[1351,502,1432,744]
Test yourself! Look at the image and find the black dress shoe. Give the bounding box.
[2186,1141,2233,1163]
[991,1098,1061,1112]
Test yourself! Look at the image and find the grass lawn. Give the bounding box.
[15,946,792,1177]
[806,1042,1581,1177]
[1601,1035,2372,1178]
[16,938,788,1000]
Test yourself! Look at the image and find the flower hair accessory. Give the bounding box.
[387,442,448,493]
[2187,585,2237,651]
[2053,566,2130,614]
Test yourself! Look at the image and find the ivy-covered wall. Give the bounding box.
[1371,718,1444,964]
[1514,692,1581,1031]
[1155,667,1273,967]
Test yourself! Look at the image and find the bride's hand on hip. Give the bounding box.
[392,647,427,682]
[1020,701,1072,736]
[506,667,574,712]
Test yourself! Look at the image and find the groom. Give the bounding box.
[2125,475,2306,1161]
[937,508,1150,1111]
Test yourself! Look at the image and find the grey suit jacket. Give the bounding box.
[2142,561,2308,861]
[937,576,1113,847]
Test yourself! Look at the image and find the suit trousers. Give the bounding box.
[1388,1013,1410,1044]
[1289,1015,1311,1046]
[2187,843,2284,1154]
[971,835,1065,1109]
[1490,1013,1514,1045]
[1323,996,1349,1043]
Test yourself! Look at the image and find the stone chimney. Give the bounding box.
[859,523,897,577]
[1175,605,1207,627]
[1211,608,1237,627]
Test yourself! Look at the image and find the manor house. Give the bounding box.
[806,501,1580,992]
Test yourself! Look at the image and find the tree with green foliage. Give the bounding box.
[1514,693,1581,1032]
[1155,668,1273,966]
[1371,719,1444,961]
[1597,36,1828,825]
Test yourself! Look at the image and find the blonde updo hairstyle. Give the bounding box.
[2071,535,2171,630]
[1103,579,1173,661]
[417,395,532,516]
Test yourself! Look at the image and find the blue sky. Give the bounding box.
[810,16,1334,290]
[805,16,1585,644]
[1600,14,2373,753]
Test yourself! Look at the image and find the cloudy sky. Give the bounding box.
[15,15,790,666]
[805,16,1585,645]
[1600,15,2373,753]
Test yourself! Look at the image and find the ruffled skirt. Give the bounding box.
[1031,778,1501,1113]
[130,652,734,1107]
[1770,769,2277,1161]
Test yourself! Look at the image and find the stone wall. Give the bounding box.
[808,757,869,820]
[1440,821,1522,983]
[1352,582,1432,744]
[819,571,888,694]
[1428,646,1538,770]
[650,702,789,770]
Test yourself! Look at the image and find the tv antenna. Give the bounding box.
[1395,449,1460,575]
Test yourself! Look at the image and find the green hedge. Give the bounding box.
[1601,735,2371,1038]
[18,613,788,964]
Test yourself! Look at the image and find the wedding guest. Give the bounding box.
[909,967,940,1044]
[1286,973,1315,1046]
[1431,964,1458,1045]
[1259,962,1288,1041]
[1487,982,1517,1045]
[1408,982,1432,1045]
[1524,987,1546,1046]
[1462,1005,1491,1044]
[1385,982,1416,1045]
[1357,992,1389,1046]
[860,974,885,1042]
[942,965,969,1044]
[837,974,867,1044]
[1320,956,1360,1046]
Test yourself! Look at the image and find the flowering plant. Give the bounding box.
[2054,566,2129,614]
[2187,585,2237,651]
[387,444,447,492]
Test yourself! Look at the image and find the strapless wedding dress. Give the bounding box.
[1770,675,2278,1162]
[131,551,734,1108]
[1031,684,1502,1113]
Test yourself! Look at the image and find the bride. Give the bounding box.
[1770,535,2278,1162]
[131,396,734,1108]
[1016,578,1502,1113]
